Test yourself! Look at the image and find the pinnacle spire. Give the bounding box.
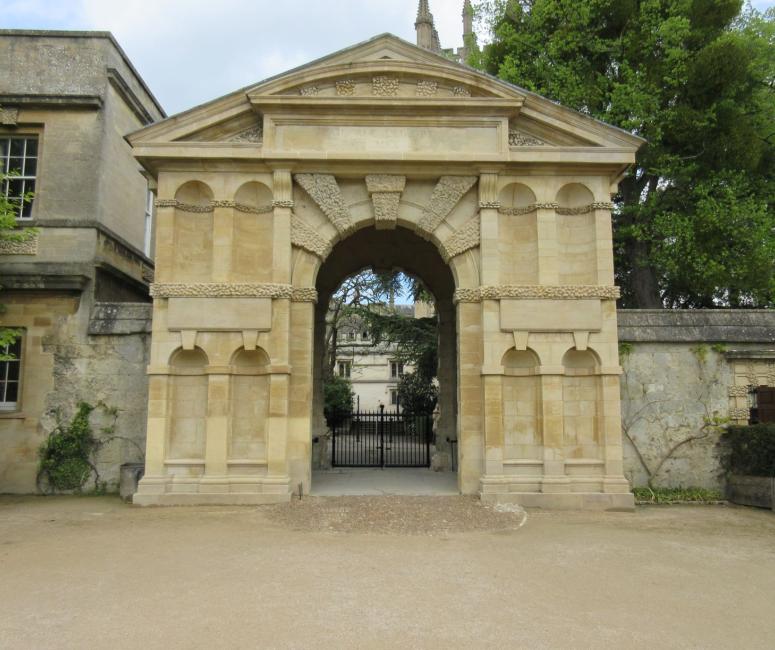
[415,0,439,52]
[416,0,432,25]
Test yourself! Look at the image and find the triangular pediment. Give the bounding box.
[128,33,643,153]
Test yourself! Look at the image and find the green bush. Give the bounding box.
[397,372,438,415]
[38,402,100,492]
[633,487,723,504]
[323,375,354,426]
[721,424,775,477]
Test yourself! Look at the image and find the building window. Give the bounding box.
[1,136,38,219]
[361,330,369,341]
[338,361,351,378]
[347,331,356,341]
[143,187,155,257]
[0,337,22,410]
[390,389,398,406]
[390,361,404,378]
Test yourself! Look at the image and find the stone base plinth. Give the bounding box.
[132,475,292,506]
[480,490,635,511]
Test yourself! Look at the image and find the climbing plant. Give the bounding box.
[37,401,141,494]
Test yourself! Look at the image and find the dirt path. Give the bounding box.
[1,496,773,649]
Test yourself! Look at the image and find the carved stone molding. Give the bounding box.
[290,214,332,259]
[440,217,480,262]
[0,232,38,255]
[479,201,500,210]
[335,80,356,96]
[291,287,319,303]
[212,200,273,214]
[272,200,294,209]
[556,202,614,215]
[453,285,621,303]
[366,174,405,231]
[273,169,293,204]
[151,283,317,300]
[479,172,499,207]
[508,130,545,146]
[499,203,559,215]
[729,407,750,421]
[372,76,400,96]
[452,86,471,97]
[0,106,19,126]
[417,176,478,235]
[416,80,438,97]
[294,174,353,235]
[728,385,751,398]
[155,199,213,213]
[300,86,319,96]
[229,126,263,144]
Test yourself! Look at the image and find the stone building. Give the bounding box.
[127,2,647,507]
[0,30,165,492]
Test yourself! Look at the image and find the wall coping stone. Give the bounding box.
[617,309,775,344]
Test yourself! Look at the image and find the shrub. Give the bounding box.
[720,424,775,477]
[397,371,438,415]
[323,375,354,426]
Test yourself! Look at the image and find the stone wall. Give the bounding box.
[0,301,151,494]
[619,310,775,490]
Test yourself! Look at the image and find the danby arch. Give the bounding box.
[129,34,643,509]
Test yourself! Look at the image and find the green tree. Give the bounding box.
[397,371,439,415]
[477,0,775,307]
[1,171,37,359]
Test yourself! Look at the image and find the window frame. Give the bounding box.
[337,360,352,379]
[0,334,24,412]
[1,134,39,220]
[390,360,404,379]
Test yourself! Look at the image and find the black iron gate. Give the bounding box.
[330,405,432,468]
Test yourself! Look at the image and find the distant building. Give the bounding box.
[0,30,164,493]
[334,303,426,412]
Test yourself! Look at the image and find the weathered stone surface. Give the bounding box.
[618,309,775,343]
[89,302,152,335]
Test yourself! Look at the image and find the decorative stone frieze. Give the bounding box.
[593,202,614,210]
[0,106,19,126]
[452,86,471,97]
[212,200,274,214]
[290,214,332,259]
[500,203,560,215]
[335,80,356,96]
[479,201,500,210]
[291,287,319,303]
[416,80,438,96]
[729,407,751,421]
[417,176,478,235]
[151,283,294,299]
[440,217,480,262]
[0,232,38,255]
[294,174,353,235]
[728,385,751,397]
[557,202,614,215]
[508,129,545,146]
[300,86,319,96]
[154,199,213,213]
[372,76,400,96]
[229,126,263,144]
[272,200,295,209]
[453,285,621,303]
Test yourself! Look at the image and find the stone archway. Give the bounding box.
[311,226,459,482]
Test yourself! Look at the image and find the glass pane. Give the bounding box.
[25,138,38,157]
[6,361,19,381]
[8,158,23,175]
[24,157,37,177]
[5,382,18,403]
[0,139,8,158]
[20,199,33,218]
[10,139,24,156]
[7,178,23,198]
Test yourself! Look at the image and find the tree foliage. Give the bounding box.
[478,0,775,307]
[397,371,439,415]
[323,375,355,425]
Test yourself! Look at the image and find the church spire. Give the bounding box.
[415,0,439,52]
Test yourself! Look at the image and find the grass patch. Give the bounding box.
[633,487,724,504]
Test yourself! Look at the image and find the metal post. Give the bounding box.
[425,414,431,467]
[379,403,385,469]
[331,410,337,467]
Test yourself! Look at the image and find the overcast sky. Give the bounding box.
[5,0,775,116]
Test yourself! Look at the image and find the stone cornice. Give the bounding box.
[151,283,317,302]
[454,285,621,303]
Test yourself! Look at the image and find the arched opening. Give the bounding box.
[311,226,458,492]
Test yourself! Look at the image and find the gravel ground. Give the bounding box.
[264,495,526,535]
[1,496,774,649]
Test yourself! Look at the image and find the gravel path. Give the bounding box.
[263,495,526,535]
